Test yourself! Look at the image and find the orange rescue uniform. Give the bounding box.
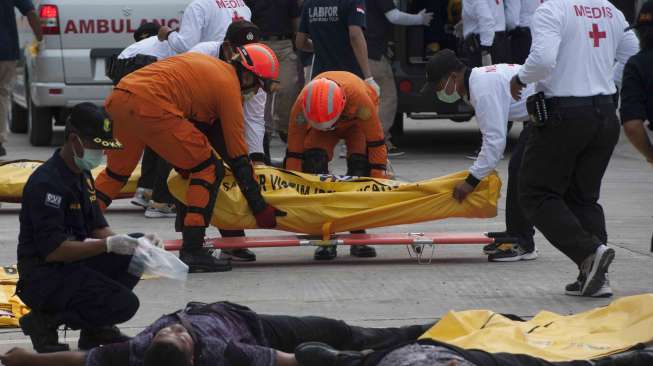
[285,71,388,178]
[95,53,249,228]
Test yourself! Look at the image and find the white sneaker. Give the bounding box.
[339,144,346,159]
[131,188,152,208]
[144,202,177,218]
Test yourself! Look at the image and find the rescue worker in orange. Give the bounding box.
[95,44,285,273]
[284,71,388,260]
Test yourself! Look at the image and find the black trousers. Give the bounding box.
[17,253,140,330]
[505,123,535,250]
[259,314,426,353]
[138,148,174,204]
[461,32,511,67]
[510,27,532,64]
[519,104,620,265]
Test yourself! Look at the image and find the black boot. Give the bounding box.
[350,245,377,258]
[180,227,232,272]
[19,311,70,353]
[78,325,131,350]
[314,246,337,260]
[295,342,366,366]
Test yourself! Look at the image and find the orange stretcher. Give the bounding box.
[163,232,505,263]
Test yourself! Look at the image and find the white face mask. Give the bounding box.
[436,75,462,104]
[73,136,104,171]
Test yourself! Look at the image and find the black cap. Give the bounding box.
[66,103,122,150]
[626,1,653,31]
[420,49,464,95]
[225,20,260,47]
[134,22,161,42]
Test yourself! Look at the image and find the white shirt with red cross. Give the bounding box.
[463,0,507,47]
[518,0,639,97]
[469,64,535,181]
[167,0,251,53]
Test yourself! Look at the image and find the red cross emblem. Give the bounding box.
[588,23,606,48]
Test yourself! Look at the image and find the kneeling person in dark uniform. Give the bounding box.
[17,103,152,353]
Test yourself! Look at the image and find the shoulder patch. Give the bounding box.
[45,193,62,209]
[356,107,372,121]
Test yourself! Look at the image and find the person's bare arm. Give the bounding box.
[623,119,653,164]
[295,32,313,52]
[26,10,43,41]
[45,239,107,263]
[348,25,372,79]
[275,351,299,366]
[0,348,86,366]
[292,17,300,33]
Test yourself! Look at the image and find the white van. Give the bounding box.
[11,0,187,146]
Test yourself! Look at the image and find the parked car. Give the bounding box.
[11,0,186,146]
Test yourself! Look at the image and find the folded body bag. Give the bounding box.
[168,167,501,235]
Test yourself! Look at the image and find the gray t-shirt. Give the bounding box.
[378,343,477,366]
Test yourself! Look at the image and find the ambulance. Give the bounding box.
[11,1,186,146]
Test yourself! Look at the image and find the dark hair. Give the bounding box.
[144,340,192,366]
[134,22,161,42]
[638,26,653,50]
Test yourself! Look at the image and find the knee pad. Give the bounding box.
[185,155,225,227]
[302,148,329,174]
[346,154,370,177]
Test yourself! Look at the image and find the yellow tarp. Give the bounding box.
[420,294,653,362]
[0,160,141,203]
[169,167,501,235]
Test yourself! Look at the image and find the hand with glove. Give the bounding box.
[144,233,164,249]
[254,205,287,229]
[106,234,140,255]
[418,9,434,25]
[365,77,381,97]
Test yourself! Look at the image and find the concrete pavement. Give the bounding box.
[0,119,651,352]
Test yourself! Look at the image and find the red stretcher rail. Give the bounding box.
[164,232,496,251]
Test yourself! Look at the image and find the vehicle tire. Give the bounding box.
[390,111,404,137]
[451,116,472,123]
[28,98,53,146]
[10,99,28,133]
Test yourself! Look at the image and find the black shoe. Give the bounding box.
[0,144,6,157]
[78,326,131,350]
[488,244,538,262]
[579,245,615,296]
[314,246,337,260]
[595,347,653,366]
[180,248,232,272]
[295,342,364,366]
[483,232,509,254]
[565,273,613,298]
[350,245,377,258]
[19,311,70,353]
[220,248,256,262]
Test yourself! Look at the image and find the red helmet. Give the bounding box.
[302,78,346,131]
[235,43,279,82]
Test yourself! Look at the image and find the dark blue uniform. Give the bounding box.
[299,0,366,78]
[17,150,139,330]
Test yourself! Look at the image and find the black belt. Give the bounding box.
[261,34,293,41]
[547,95,614,109]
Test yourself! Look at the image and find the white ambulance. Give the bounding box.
[11,1,187,146]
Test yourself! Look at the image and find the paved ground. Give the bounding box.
[0,119,651,352]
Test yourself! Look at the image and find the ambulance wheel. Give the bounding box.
[10,99,27,133]
[28,98,53,146]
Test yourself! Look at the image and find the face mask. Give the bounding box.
[436,75,462,104]
[73,136,104,171]
[242,90,256,102]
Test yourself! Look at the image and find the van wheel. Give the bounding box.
[28,99,53,146]
[10,99,28,133]
[390,111,404,137]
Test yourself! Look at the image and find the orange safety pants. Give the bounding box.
[95,90,219,228]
